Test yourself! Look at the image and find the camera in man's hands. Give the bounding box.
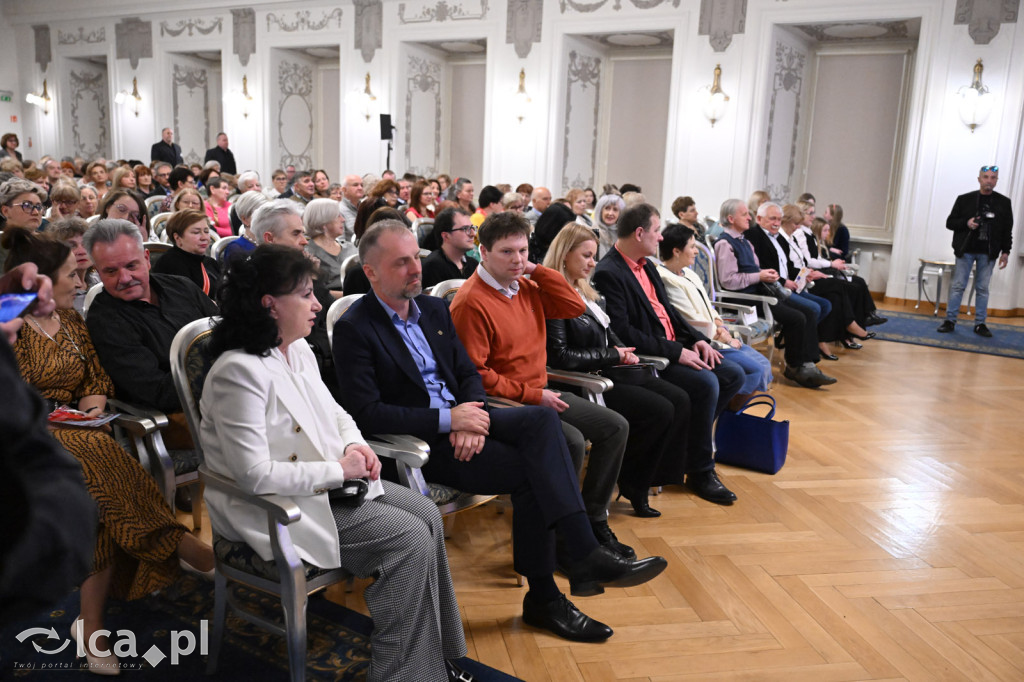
[975,211,996,228]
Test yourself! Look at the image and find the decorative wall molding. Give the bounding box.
[762,40,805,201]
[115,17,153,70]
[232,9,256,67]
[507,0,543,58]
[795,20,913,43]
[171,64,210,165]
[354,0,383,64]
[954,0,1019,45]
[558,0,679,14]
[562,50,601,190]
[277,60,314,170]
[160,17,223,38]
[698,0,746,51]
[266,8,343,32]
[398,0,490,24]
[57,27,106,45]
[33,25,52,72]
[404,55,442,175]
[69,69,109,160]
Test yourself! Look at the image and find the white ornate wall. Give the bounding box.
[3,0,1024,312]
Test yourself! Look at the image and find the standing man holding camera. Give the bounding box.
[938,165,1013,337]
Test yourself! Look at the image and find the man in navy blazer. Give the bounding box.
[593,203,743,505]
[333,220,667,643]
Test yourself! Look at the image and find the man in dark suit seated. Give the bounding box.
[332,221,667,643]
[592,203,743,505]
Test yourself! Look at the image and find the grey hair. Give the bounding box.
[358,219,414,265]
[251,199,304,244]
[756,201,781,218]
[237,171,260,192]
[303,198,341,238]
[0,178,47,206]
[500,191,522,209]
[233,190,268,223]
[203,160,221,171]
[451,177,473,200]
[719,199,747,226]
[83,219,144,256]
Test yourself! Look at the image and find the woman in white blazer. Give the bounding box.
[656,223,773,404]
[200,245,468,682]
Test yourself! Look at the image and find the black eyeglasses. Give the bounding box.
[11,202,44,214]
[981,166,999,172]
[451,226,477,234]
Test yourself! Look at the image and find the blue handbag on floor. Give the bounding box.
[714,393,788,474]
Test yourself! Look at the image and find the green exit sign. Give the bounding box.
[0,90,12,102]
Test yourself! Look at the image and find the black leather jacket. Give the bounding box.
[545,301,623,372]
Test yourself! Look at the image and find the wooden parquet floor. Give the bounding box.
[184,317,1024,681]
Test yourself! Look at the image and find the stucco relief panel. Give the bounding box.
[171,64,211,166]
[68,68,109,159]
[277,60,314,170]
[562,50,601,191]
[404,55,443,176]
[761,41,805,202]
[398,0,490,24]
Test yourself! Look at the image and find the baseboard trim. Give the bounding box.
[881,297,1022,318]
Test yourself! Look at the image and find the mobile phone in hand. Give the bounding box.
[0,292,38,323]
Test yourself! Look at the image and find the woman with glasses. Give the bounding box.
[0,133,21,161]
[98,190,150,241]
[173,188,205,214]
[0,178,46,232]
[406,180,437,221]
[48,182,82,221]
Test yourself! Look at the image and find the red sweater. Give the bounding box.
[450,265,585,404]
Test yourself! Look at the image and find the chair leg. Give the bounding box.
[443,513,457,540]
[281,577,308,682]
[189,481,202,531]
[205,571,228,675]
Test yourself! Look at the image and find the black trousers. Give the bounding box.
[807,278,855,342]
[604,376,691,490]
[769,299,819,366]
[418,405,584,577]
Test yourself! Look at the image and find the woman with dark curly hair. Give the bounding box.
[202,245,468,682]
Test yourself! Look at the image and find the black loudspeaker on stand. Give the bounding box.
[380,114,395,170]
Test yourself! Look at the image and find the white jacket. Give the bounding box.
[199,343,365,569]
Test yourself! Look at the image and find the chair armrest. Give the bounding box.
[109,399,170,429]
[198,465,302,525]
[365,435,430,469]
[546,368,613,394]
[112,412,158,438]
[486,395,522,409]
[712,301,756,316]
[636,355,669,370]
[717,291,778,306]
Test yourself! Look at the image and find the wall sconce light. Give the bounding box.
[957,59,994,133]
[25,79,51,114]
[239,75,253,119]
[114,77,142,117]
[513,69,532,123]
[698,64,730,127]
[360,73,377,121]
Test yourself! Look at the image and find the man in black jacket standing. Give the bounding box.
[938,165,1013,337]
[150,127,183,166]
[203,132,237,175]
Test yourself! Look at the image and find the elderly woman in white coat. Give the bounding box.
[199,245,468,682]
[656,223,773,407]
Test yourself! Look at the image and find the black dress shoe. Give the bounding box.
[820,352,839,361]
[591,518,635,559]
[865,313,888,326]
[840,338,863,350]
[849,331,876,340]
[617,484,661,518]
[684,470,737,505]
[937,320,956,333]
[446,659,474,681]
[974,323,993,337]
[174,487,193,513]
[564,545,668,596]
[522,593,613,642]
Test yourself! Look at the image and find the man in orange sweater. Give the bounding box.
[450,211,633,560]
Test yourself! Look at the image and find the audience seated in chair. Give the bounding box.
[333,221,666,644]
[543,222,691,518]
[303,197,356,298]
[421,207,479,289]
[201,244,469,682]
[3,227,214,674]
[591,203,742,506]
[151,209,222,299]
[713,199,836,389]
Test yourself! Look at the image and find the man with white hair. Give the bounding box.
[340,174,364,238]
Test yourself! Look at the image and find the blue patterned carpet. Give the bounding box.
[874,311,1024,359]
[1,576,521,680]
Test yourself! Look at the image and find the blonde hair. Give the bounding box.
[747,190,770,216]
[781,203,804,227]
[543,222,600,301]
